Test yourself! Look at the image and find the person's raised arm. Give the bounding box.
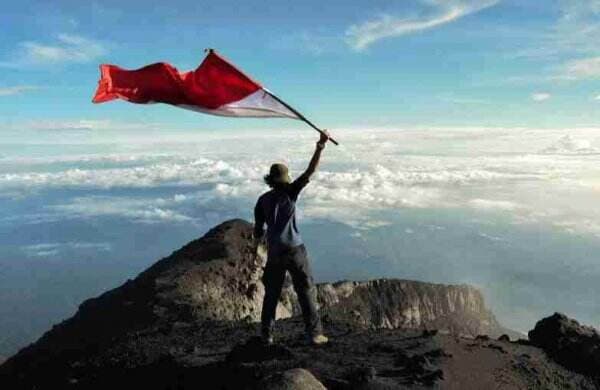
[300,131,330,180]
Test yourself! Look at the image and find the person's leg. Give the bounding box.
[260,253,286,341]
[286,244,323,338]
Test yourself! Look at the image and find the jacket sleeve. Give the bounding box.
[253,198,265,241]
[289,173,310,201]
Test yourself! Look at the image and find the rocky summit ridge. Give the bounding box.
[1,219,599,389]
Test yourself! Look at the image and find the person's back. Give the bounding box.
[253,131,330,346]
[255,173,308,250]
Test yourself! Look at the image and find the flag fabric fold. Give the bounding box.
[92,51,300,119]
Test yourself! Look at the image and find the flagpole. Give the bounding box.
[265,91,339,146]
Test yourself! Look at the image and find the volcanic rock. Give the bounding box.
[7,218,510,345]
[497,334,510,342]
[256,368,326,390]
[1,219,598,389]
[529,312,600,378]
[282,278,515,339]
[227,336,295,363]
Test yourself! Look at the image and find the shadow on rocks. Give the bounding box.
[226,336,295,364]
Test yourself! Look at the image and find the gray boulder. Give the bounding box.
[258,368,326,390]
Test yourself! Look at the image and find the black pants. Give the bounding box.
[261,244,322,337]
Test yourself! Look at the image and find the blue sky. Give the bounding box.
[2,0,600,356]
[1,0,599,132]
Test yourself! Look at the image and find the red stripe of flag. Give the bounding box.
[92,51,262,109]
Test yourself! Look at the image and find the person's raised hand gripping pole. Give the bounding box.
[301,129,330,181]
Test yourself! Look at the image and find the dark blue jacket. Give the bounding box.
[254,174,310,249]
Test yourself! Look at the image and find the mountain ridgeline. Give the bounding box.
[15,219,509,344]
[1,219,598,389]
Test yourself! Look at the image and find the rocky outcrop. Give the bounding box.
[529,312,600,378]
[1,219,598,389]
[129,218,510,339]
[281,279,512,338]
[2,219,511,360]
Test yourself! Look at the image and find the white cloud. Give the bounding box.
[594,94,600,101]
[270,31,342,56]
[29,120,111,131]
[513,2,600,60]
[478,232,505,242]
[18,119,165,132]
[345,0,499,51]
[436,93,490,105]
[51,196,193,224]
[469,199,520,211]
[540,134,599,155]
[531,92,551,102]
[21,242,111,257]
[553,1,600,56]
[553,218,600,239]
[0,157,252,190]
[501,2,600,83]
[561,57,600,80]
[4,127,600,235]
[0,154,551,195]
[0,34,107,67]
[0,86,39,96]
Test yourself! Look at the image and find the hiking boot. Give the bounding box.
[309,334,329,345]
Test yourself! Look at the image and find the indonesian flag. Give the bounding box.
[92,50,300,119]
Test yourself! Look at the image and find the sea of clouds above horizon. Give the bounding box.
[2,127,600,235]
[1,126,600,354]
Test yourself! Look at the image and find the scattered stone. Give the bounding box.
[423,348,452,359]
[367,342,396,353]
[498,334,510,342]
[394,350,444,385]
[347,365,377,383]
[421,369,444,383]
[486,344,507,354]
[226,336,294,363]
[475,335,490,341]
[257,368,326,390]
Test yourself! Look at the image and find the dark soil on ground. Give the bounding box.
[1,316,597,389]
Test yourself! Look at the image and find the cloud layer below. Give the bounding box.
[2,126,600,237]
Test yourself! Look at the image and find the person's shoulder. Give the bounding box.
[290,173,310,193]
[258,189,275,201]
[294,172,310,185]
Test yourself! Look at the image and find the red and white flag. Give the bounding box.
[92,50,338,144]
[92,50,299,119]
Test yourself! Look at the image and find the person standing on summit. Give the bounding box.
[253,131,330,346]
